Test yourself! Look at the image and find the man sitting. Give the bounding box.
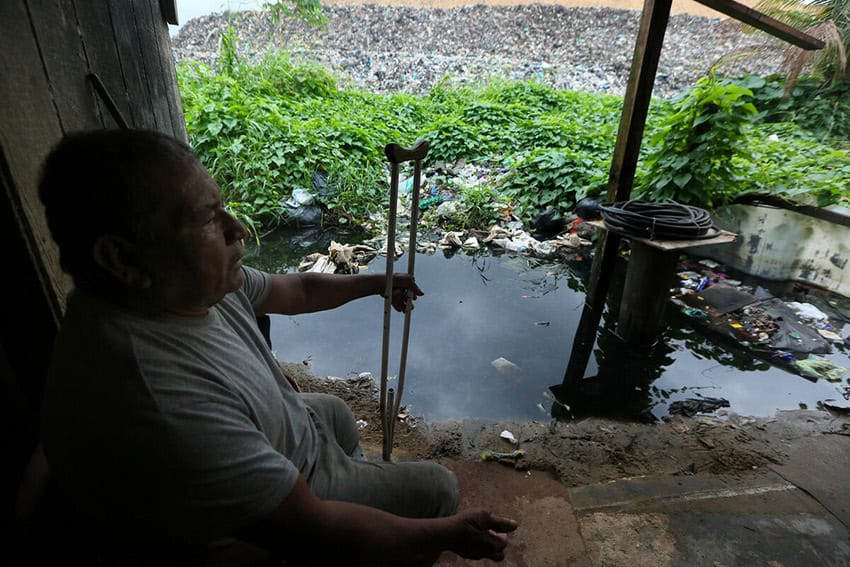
[38,129,515,564]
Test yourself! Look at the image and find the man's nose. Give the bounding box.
[225,211,248,243]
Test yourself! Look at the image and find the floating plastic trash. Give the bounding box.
[818,329,842,342]
[793,355,849,382]
[682,307,709,319]
[786,302,829,321]
[668,396,730,417]
[491,357,522,375]
[299,241,378,274]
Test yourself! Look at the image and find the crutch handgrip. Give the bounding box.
[385,140,429,164]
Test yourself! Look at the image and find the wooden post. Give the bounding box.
[559,0,822,389]
[562,0,673,386]
[615,242,679,345]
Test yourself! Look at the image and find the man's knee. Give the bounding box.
[301,393,354,422]
[424,463,460,517]
[300,393,361,455]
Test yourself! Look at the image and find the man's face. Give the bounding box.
[139,158,247,316]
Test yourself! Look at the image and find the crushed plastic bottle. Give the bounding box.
[682,307,708,319]
[418,195,443,211]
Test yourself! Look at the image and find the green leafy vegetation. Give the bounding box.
[744,123,850,206]
[635,71,850,209]
[500,148,609,220]
[264,0,327,27]
[178,40,850,234]
[739,74,850,143]
[637,74,759,208]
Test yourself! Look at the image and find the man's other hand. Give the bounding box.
[449,509,518,561]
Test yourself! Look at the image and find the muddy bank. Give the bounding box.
[284,362,849,486]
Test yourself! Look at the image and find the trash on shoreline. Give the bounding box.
[299,241,378,273]
[462,236,481,250]
[378,240,405,259]
[433,222,592,260]
[480,449,525,462]
[500,430,518,445]
[668,397,730,417]
[438,231,464,249]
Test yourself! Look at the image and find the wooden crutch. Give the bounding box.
[380,140,429,462]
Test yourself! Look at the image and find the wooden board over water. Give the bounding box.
[587,219,737,251]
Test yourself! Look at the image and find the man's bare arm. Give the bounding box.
[254,272,423,316]
[247,476,517,565]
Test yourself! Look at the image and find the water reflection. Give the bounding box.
[251,228,849,422]
[551,312,675,422]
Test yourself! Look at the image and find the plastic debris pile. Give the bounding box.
[298,241,379,274]
[173,5,786,100]
[671,257,850,386]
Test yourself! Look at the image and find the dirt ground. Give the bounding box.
[322,0,761,19]
[282,362,847,489]
[282,361,850,565]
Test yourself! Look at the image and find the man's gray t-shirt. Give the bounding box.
[41,266,319,547]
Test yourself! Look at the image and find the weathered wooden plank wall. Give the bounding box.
[2,0,186,309]
[0,0,186,462]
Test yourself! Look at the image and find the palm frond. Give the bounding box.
[782,20,848,95]
[756,0,831,28]
[818,19,849,78]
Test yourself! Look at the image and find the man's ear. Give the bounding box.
[92,235,152,289]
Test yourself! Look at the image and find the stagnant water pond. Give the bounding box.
[246,226,850,422]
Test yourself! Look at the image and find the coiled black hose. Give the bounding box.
[598,200,718,241]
